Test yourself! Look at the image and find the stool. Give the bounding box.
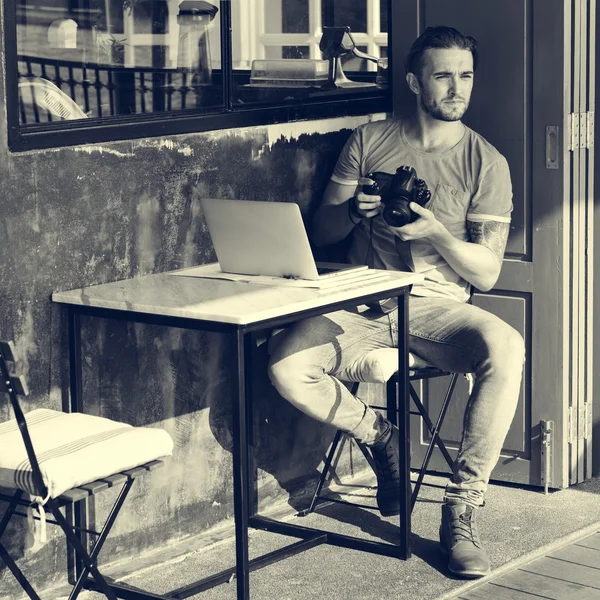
[301,347,473,516]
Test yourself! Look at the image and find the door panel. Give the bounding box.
[419,292,530,467]
[572,0,584,486]
[473,294,529,454]
[392,0,576,488]
[571,0,595,484]
[424,0,530,258]
[586,0,595,480]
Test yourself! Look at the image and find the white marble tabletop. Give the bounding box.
[52,268,424,326]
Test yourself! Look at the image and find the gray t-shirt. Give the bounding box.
[331,118,513,302]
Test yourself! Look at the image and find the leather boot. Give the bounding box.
[439,503,491,578]
[369,414,401,517]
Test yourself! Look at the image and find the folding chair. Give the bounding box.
[301,347,473,516]
[0,340,174,600]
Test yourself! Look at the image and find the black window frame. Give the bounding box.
[4,0,393,152]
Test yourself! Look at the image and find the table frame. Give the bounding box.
[64,285,412,600]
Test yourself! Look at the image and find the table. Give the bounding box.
[52,267,424,599]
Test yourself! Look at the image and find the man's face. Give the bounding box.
[414,47,474,122]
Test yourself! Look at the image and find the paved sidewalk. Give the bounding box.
[48,474,600,600]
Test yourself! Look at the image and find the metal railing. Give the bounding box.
[18,54,219,124]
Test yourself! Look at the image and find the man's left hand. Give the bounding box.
[389,202,446,241]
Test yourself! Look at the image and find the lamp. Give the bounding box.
[319,26,379,88]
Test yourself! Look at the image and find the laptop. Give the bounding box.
[200,198,368,281]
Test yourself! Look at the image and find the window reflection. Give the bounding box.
[323,0,366,33]
[13,0,389,128]
[16,0,222,124]
[264,0,309,34]
[233,0,388,106]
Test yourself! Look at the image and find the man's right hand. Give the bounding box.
[353,177,383,218]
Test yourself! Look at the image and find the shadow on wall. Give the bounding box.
[82,314,368,520]
[209,339,344,513]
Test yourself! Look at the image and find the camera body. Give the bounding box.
[363,166,431,227]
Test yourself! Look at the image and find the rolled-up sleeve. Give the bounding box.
[467,157,513,223]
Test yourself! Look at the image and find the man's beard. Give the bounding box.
[420,92,469,122]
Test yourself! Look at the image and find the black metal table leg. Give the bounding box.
[397,293,411,559]
[231,328,251,599]
[246,332,259,519]
[67,307,83,415]
[67,307,89,580]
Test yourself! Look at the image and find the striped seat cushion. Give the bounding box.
[0,408,174,501]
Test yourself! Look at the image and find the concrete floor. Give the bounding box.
[50,473,600,600]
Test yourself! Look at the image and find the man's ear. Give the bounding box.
[406,72,420,95]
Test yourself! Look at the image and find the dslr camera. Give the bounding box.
[362,166,431,227]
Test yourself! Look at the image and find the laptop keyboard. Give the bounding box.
[316,271,393,294]
[316,266,339,275]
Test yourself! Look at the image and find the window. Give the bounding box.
[5,0,391,150]
[231,0,388,107]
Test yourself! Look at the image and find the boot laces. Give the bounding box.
[372,444,399,481]
[451,507,482,548]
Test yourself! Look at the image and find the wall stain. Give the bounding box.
[73,145,135,158]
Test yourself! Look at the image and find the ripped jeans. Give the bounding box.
[268,296,525,508]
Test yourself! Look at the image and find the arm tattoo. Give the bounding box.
[467,220,510,263]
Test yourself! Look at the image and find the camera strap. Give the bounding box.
[366,219,375,268]
[364,219,399,313]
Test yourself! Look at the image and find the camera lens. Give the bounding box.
[382,202,412,227]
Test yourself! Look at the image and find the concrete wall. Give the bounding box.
[0,49,387,593]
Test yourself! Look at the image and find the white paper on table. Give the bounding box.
[169,263,393,290]
[169,263,324,288]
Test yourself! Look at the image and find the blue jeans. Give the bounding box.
[267,296,525,507]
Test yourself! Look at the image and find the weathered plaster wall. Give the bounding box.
[0,68,388,596]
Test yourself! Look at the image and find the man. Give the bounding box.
[268,26,525,579]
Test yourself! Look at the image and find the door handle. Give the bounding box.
[546,126,559,169]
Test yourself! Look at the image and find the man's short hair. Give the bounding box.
[405,26,479,77]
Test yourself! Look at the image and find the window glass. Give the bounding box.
[262,46,311,60]
[264,0,309,34]
[380,0,388,33]
[233,0,388,107]
[9,0,390,148]
[324,0,367,32]
[16,0,222,125]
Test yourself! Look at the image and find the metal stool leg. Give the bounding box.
[410,374,458,509]
[298,429,344,516]
[299,381,375,516]
[410,378,456,470]
[304,371,462,516]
